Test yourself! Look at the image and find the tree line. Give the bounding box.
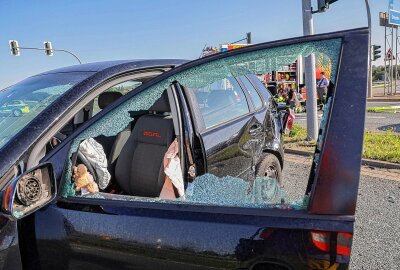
[372,65,400,81]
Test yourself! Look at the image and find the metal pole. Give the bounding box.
[302,0,318,141]
[17,46,82,64]
[384,24,387,95]
[366,0,373,98]
[396,27,398,94]
[391,27,395,94]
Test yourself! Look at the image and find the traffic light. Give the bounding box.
[9,40,20,56]
[317,0,339,12]
[372,45,382,61]
[44,41,53,56]
[246,32,252,44]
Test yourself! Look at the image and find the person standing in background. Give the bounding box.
[279,83,288,96]
[286,84,298,109]
[317,72,329,105]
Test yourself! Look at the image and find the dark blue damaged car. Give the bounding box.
[0,28,368,270]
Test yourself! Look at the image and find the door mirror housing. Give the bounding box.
[1,163,57,220]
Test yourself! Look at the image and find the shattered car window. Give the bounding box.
[62,39,342,210]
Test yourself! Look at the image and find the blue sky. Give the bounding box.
[0,0,387,88]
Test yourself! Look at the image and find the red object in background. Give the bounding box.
[287,112,294,130]
[299,86,321,101]
[316,67,324,80]
[282,110,295,133]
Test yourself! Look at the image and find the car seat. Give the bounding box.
[114,91,175,197]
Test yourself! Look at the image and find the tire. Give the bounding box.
[256,153,283,187]
[13,109,22,117]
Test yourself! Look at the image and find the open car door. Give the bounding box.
[17,28,369,270]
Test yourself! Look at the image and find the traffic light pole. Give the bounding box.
[14,46,82,64]
[365,0,373,98]
[302,0,318,141]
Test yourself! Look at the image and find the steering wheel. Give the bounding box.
[76,149,98,183]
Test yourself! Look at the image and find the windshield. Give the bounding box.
[0,72,93,149]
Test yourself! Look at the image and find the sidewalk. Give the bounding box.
[369,86,400,102]
[285,153,400,182]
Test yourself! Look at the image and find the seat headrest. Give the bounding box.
[149,90,170,112]
[98,92,123,109]
[135,115,174,146]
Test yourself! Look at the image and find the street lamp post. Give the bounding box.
[302,0,319,141]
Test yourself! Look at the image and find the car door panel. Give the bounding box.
[201,116,256,178]
[0,218,22,270]
[33,195,353,270]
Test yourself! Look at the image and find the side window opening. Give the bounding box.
[59,38,341,212]
[46,80,142,153]
[92,80,142,116]
[66,88,182,199]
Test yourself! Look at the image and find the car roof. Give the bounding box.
[35,59,188,76]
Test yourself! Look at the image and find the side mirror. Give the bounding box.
[1,163,57,220]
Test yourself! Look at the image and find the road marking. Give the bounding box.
[366,116,386,119]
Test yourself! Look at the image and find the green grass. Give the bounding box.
[367,106,400,113]
[284,124,400,163]
[372,83,385,88]
[363,130,400,163]
[284,123,308,143]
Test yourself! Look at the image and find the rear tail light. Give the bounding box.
[311,231,352,256]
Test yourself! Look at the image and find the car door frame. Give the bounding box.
[35,27,368,217]
[17,27,369,269]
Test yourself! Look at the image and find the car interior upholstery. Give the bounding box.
[47,82,180,198]
[70,90,177,198]
[114,90,175,197]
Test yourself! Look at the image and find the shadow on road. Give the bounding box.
[378,124,400,132]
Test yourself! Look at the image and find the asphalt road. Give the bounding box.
[282,160,400,270]
[295,101,400,133]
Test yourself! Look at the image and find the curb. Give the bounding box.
[367,98,400,102]
[284,148,400,170]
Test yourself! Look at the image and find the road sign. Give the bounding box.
[385,48,396,60]
[389,0,400,25]
[389,9,400,25]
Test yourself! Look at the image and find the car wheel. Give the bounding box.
[13,109,22,117]
[256,153,282,187]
